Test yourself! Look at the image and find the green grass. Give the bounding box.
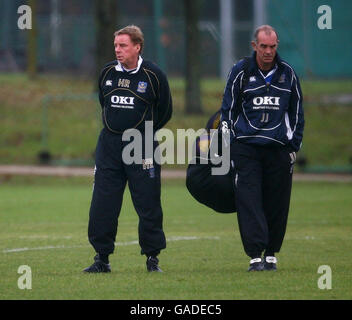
[0,73,352,168]
[302,104,352,166]
[0,176,351,300]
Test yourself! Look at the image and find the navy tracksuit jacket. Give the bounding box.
[88,56,172,257]
[220,52,304,258]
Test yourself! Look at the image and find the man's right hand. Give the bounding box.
[220,121,230,135]
[218,120,231,149]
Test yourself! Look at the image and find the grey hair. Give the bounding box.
[253,25,279,42]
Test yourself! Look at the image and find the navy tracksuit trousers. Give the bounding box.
[88,128,166,257]
[231,140,293,258]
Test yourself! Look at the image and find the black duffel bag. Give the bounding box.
[186,110,236,213]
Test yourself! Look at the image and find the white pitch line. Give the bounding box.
[2,236,220,254]
[19,235,73,240]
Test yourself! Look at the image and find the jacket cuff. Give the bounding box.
[284,145,298,153]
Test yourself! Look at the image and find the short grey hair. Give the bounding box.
[253,25,279,42]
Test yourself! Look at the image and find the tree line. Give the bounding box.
[27,0,203,114]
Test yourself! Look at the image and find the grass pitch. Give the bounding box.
[0,176,351,300]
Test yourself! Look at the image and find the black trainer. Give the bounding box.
[146,256,162,272]
[83,254,111,273]
[263,256,277,271]
[248,258,264,272]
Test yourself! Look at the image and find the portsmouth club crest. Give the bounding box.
[137,81,147,93]
[278,74,286,83]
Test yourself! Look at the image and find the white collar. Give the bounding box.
[259,64,278,80]
[115,56,143,74]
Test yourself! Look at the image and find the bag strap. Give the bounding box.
[239,56,251,95]
[229,56,251,122]
[207,56,251,131]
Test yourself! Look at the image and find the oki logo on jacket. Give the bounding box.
[111,95,135,105]
[253,96,280,106]
[110,95,135,109]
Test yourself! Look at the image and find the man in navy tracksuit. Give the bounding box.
[220,25,304,271]
[84,25,172,273]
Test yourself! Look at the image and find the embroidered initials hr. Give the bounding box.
[118,79,130,88]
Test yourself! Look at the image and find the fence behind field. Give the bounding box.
[1,0,351,79]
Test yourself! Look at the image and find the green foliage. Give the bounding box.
[0,73,351,167]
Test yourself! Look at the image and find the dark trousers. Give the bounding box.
[88,128,166,256]
[231,140,293,258]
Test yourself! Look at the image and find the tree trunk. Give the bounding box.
[27,0,37,79]
[94,0,118,88]
[184,0,203,114]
